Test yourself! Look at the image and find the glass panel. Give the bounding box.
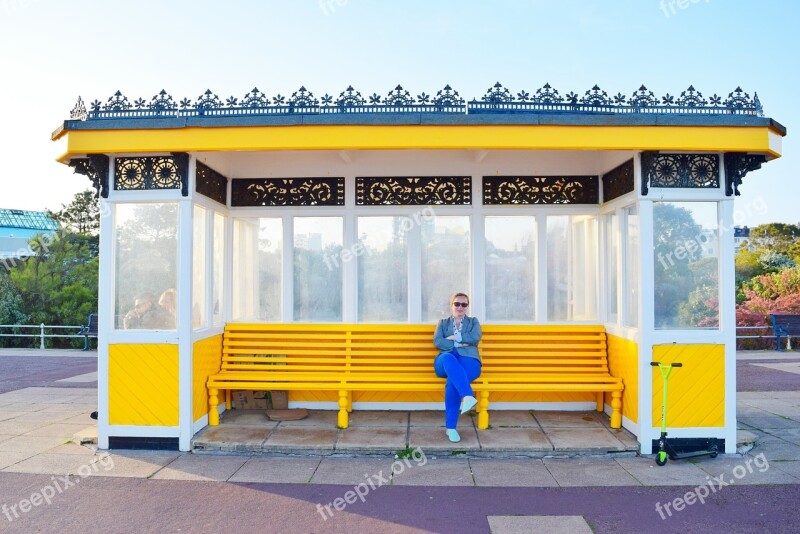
[115,203,178,330]
[624,206,639,327]
[192,205,207,329]
[421,216,470,322]
[357,217,408,322]
[212,212,225,324]
[294,217,343,321]
[485,216,535,321]
[605,213,619,324]
[233,218,282,321]
[654,202,719,329]
[547,215,598,321]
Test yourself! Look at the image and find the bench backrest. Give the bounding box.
[770,314,800,335]
[222,323,610,380]
[87,314,98,335]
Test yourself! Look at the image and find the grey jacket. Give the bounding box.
[433,316,482,361]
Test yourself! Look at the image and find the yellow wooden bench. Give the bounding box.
[207,323,623,429]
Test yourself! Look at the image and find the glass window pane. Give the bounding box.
[212,212,225,324]
[421,216,470,322]
[548,215,598,321]
[233,218,282,321]
[192,205,207,329]
[294,217,342,321]
[485,216,535,321]
[654,202,719,329]
[624,206,639,327]
[115,203,178,330]
[605,213,619,324]
[357,217,408,322]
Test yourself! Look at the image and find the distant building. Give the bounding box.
[734,225,751,252]
[0,208,59,262]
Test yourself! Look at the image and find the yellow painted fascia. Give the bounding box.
[57,124,782,162]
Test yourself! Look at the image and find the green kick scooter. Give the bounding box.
[651,361,719,466]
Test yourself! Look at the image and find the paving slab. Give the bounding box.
[615,456,711,486]
[409,410,448,427]
[274,410,339,427]
[408,426,480,452]
[2,452,103,476]
[391,458,473,486]
[747,435,800,461]
[150,454,249,481]
[220,410,275,426]
[766,427,800,445]
[0,435,70,454]
[0,412,29,422]
[228,456,321,484]
[488,515,592,534]
[262,427,339,452]
[311,458,394,485]
[335,427,407,451]
[483,410,539,428]
[770,460,800,477]
[738,416,798,430]
[545,428,627,452]
[22,422,98,438]
[470,458,558,487]
[60,412,98,425]
[476,427,552,451]
[0,433,14,443]
[543,458,641,486]
[88,451,180,478]
[0,450,37,470]
[695,455,800,484]
[533,411,605,428]
[0,420,47,434]
[193,424,276,452]
[46,442,99,457]
[347,410,408,427]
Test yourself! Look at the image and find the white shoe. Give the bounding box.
[446,429,461,442]
[460,395,477,415]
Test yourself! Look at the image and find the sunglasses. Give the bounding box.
[452,302,469,308]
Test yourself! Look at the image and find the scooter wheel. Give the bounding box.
[709,445,718,458]
[656,451,668,466]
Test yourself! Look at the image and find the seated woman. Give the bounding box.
[433,292,482,443]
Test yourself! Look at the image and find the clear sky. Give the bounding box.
[0,0,796,226]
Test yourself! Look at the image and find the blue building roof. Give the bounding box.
[0,209,59,233]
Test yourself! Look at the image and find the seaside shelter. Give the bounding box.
[51,82,785,453]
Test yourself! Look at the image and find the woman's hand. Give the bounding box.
[446,335,456,341]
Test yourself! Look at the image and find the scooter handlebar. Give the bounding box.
[650,362,683,367]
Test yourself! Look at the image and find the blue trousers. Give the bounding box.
[434,350,482,429]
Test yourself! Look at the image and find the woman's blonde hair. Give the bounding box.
[450,292,469,305]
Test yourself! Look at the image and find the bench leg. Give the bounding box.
[596,392,604,412]
[477,391,490,430]
[610,390,622,429]
[338,390,349,429]
[347,395,353,413]
[209,388,220,426]
[225,390,232,410]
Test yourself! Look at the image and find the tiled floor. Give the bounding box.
[192,408,638,456]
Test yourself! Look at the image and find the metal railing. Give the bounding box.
[0,324,86,349]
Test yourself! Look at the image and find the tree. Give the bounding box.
[48,189,100,236]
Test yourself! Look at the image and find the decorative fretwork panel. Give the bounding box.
[640,152,719,195]
[231,178,344,206]
[114,156,185,191]
[602,159,635,202]
[723,153,766,196]
[196,162,228,205]
[69,154,110,198]
[483,176,599,205]
[356,176,471,205]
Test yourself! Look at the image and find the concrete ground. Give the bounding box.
[0,348,798,532]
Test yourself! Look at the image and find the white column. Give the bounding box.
[177,181,194,451]
[720,198,738,453]
[96,175,114,449]
[637,198,656,454]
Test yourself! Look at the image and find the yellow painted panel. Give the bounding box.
[193,335,223,421]
[652,344,725,428]
[109,344,179,426]
[606,335,639,424]
[60,124,781,160]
